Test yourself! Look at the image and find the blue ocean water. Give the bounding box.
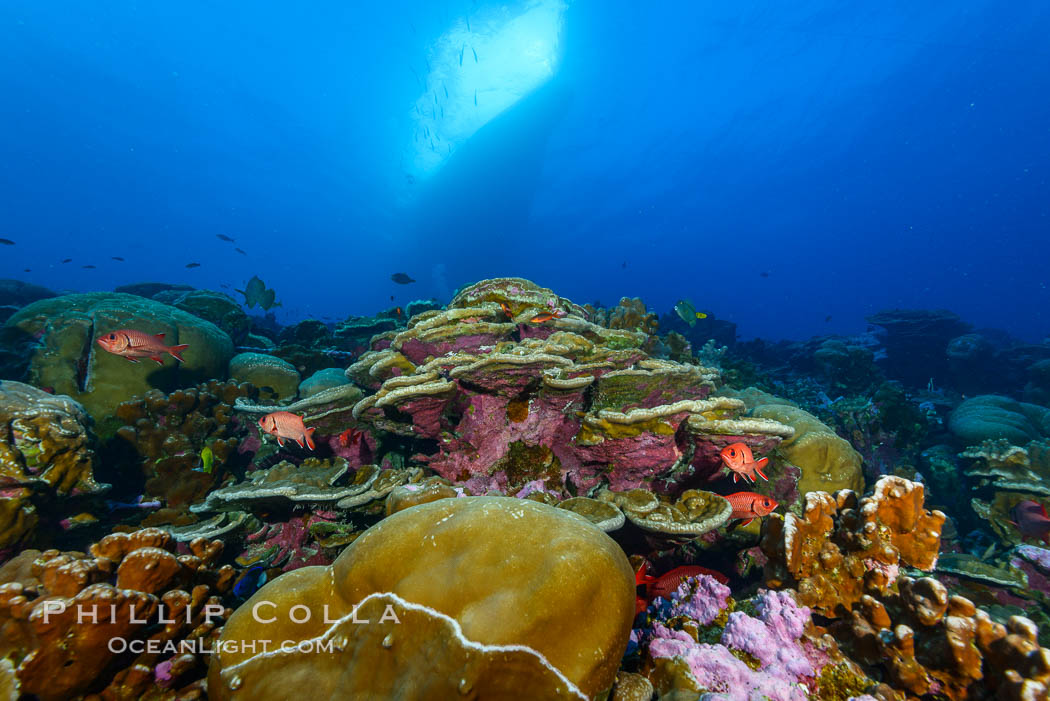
[1,0,1048,341]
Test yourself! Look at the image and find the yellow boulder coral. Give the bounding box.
[748,397,864,496]
[210,497,636,700]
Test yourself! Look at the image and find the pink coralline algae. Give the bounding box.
[1017,543,1050,571]
[656,573,732,626]
[638,577,826,701]
[240,514,333,571]
[649,635,810,701]
[346,277,794,498]
[721,590,815,680]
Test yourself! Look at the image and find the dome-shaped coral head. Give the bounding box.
[258,410,315,450]
[719,442,770,484]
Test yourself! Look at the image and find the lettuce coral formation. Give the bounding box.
[342,277,794,499]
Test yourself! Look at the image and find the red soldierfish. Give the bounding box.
[259,411,316,450]
[725,491,778,526]
[634,560,729,612]
[720,442,770,484]
[1011,500,1050,545]
[96,330,188,364]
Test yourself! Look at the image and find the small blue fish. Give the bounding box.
[474,89,478,106]
[472,47,478,63]
[459,46,464,66]
[106,495,162,511]
[232,565,269,599]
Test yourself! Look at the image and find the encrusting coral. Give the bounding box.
[114,380,257,508]
[0,527,233,700]
[0,381,108,550]
[831,576,1050,699]
[761,475,945,617]
[630,574,876,700]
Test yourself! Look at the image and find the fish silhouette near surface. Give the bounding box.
[719,442,770,483]
[1011,500,1050,544]
[725,491,778,526]
[0,238,14,245]
[390,272,416,284]
[186,262,201,268]
[96,330,188,364]
[259,411,316,450]
[217,234,236,242]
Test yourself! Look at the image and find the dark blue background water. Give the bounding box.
[2,1,1048,340]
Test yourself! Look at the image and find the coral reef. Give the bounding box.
[0,381,108,550]
[344,277,794,498]
[153,289,251,345]
[866,308,971,387]
[761,476,945,617]
[114,380,257,508]
[0,527,233,700]
[5,276,1050,701]
[963,439,1050,545]
[228,352,300,401]
[734,387,864,501]
[949,395,1050,446]
[2,292,234,432]
[210,497,636,699]
[830,576,1050,699]
[632,575,874,700]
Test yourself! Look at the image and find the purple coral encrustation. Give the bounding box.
[663,574,732,626]
[721,590,815,680]
[638,580,823,701]
[649,634,809,701]
[1017,544,1050,572]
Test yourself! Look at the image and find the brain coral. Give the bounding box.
[2,292,233,431]
[210,496,636,700]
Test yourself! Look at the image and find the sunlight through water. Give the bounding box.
[407,0,567,181]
